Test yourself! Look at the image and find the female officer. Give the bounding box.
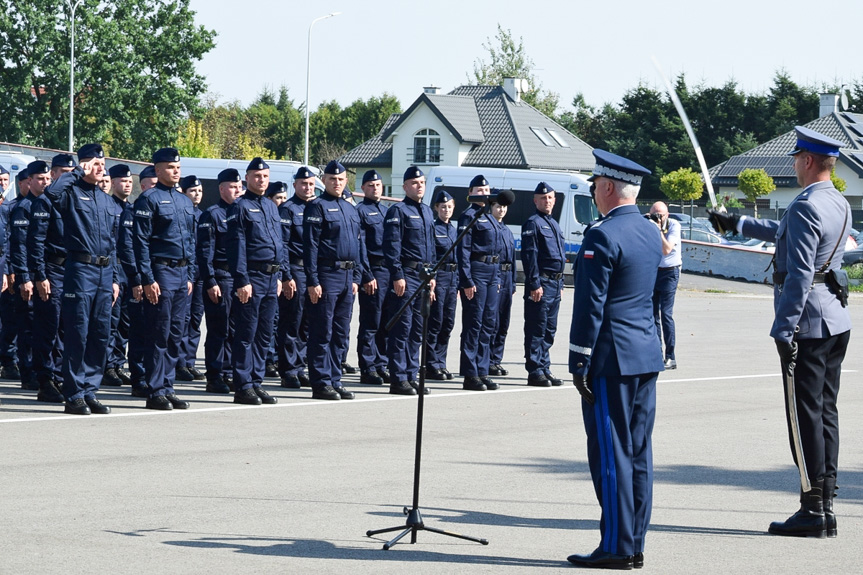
[426,190,457,381]
[489,196,516,377]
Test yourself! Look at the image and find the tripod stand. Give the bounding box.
[365,196,508,550]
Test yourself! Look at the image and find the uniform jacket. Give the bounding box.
[383,196,435,282]
[456,202,503,289]
[227,190,288,288]
[498,223,517,288]
[132,182,196,285]
[302,191,362,287]
[27,193,65,282]
[197,199,232,290]
[357,197,386,285]
[8,194,34,281]
[113,196,139,287]
[521,211,565,291]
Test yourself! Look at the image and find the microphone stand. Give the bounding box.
[366,199,494,550]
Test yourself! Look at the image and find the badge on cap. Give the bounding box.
[587,149,651,185]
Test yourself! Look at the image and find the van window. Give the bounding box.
[432,186,563,224]
[574,194,599,225]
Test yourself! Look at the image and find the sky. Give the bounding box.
[188,0,862,114]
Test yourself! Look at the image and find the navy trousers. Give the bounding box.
[427,269,457,371]
[0,284,19,367]
[277,263,307,377]
[32,263,64,382]
[142,265,189,398]
[306,268,353,389]
[203,273,233,379]
[107,280,128,370]
[11,278,34,382]
[386,268,428,382]
[126,288,146,382]
[459,262,500,377]
[356,265,389,373]
[653,266,679,361]
[231,270,278,389]
[491,270,514,366]
[180,278,204,368]
[523,275,562,376]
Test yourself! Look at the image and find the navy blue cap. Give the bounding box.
[788,126,844,157]
[361,169,381,185]
[27,160,49,175]
[433,189,454,204]
[180,175,201,190]
[534,181,555,195]
[17,169,29,181]
[342,186,354,200]
[139,165,157,180]
[324,160,346,175]
[403,166,423,181]
[293,166,315,180]
[218,168,242,184]
[247,157,269,171]
[152,147,180,164]
[77,143,104,160]
[0,165,8,175]
[109,164,132,179]
[469,174,488,188]
[266,181,288,197]
[588,149,651,185]
[51,153,76,168]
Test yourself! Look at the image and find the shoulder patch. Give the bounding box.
[522,229,534,236]
[135,209,152,218]
[306,216,322,223]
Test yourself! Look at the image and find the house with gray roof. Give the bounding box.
[710,94,863,212]
[339,79,595,194]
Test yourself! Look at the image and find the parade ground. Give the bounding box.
[1,275,861,574]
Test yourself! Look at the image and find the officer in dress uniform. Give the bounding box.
[490,194,516,377]
[176,174,205,383]
[133,147,194,411]
[568,150,663,570]
[0,169,31,382]
[226,158,286,405]
[303,160,362,400]
[197,168,243,394]
[276,167,315,389]
[521,182,566,387]
[355,169,390,385]
[426,190,458,381]
[457,175,503,391]
[383,166,436,395]
[43,144,121,415]
[709,127,852,539]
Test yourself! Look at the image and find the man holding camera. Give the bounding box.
[648,202,681,369]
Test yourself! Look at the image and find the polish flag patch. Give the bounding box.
[583,250,594,259]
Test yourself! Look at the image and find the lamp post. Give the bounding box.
[65,0,84,152]
[304,12,340,166]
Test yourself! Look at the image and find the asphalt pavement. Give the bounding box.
[1,273,860,574]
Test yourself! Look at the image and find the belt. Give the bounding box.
[319,259,355,270]
[659,266,680,271]
[773,271,827,286]
[541,272,564,280]
[154,257,188,268]
[70,252,112,267]
[290,255,304,266]
[441,263,457,272]
[212,261,229,271]
[401,259,430,270]
[45,253,67,266]
[248,261,281,274]
[368,256,385,268]
[470,254,499,263]
[500,263,513,271]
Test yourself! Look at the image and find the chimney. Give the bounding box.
[820,93,839,117]
[503,78,528,103]
[423,86,440,95]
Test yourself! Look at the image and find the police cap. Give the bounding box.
[433,189,454,204]
[324,160,346,175]
[587,149,651,186]
[27,160,49,175]
[180,175,201,190]
[0,165,8,175]
[17,169,29,181]
[139,165,157,180]
[469,174,488,188]
[152,147,180,164]
[246,157,269,172]
[51,153,76,168]
[293,166,315,180]
[77,143,104,161]
[788,126,844,157]
[218,168,241,184]
[109,164,132,179]
[403,166,423,181]
[362,169,382,185]
[266,181,288,197]
[534,181,555,195]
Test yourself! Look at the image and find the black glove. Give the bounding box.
[776,340,798,366]
[706,209,740,235]
[573,374,594,405]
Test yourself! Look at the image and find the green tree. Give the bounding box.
[176,118,218,158]
[831,169,847,192]
[660,168,703,207]
[737,168,775,217]
[0,0,216,160]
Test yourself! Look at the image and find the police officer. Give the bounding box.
[175,174,205,382]
[457,174,502,391]
[356,169,389,385]
[264,181,289,378]
[226,157,286,405]
[521,182,566,387]
[426,190,457,381]
[0,169,29,381]
[0,165,8,377]
[133,147,194,411]
[43,144,121,415]
[267,181,289,206]
[197,168,243,394]
[303,160,362,400]
[49,154,77,182]
[709,127,851,539]
[490,194,516,377]
[568,150,662,569]
[276,167,315,389]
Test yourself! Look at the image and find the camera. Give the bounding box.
[645,212,662,224]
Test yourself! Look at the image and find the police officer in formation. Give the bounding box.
[176,174,206,383]
[521,182,566,387]
[383,166,436,395]
[426,189,457,381]
[276,167,315,389]
[226,158,285,405]
[709,126,851,539]
[355,169,389,385]
[490,194,516,377]
[303,160,362,400]
[197,168,243,394]
[0,166,20,381]
[457,175,502,391]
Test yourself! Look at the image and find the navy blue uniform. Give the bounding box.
[180,206,204,370]
[0,197,16,369]
[43,168,120,401]
[133,182,196,398]
[383,197,435,383]
[356,197,390,374]
[427,218,457,372]
[303,193,362,390]
[491,223,517,367]
[198,200,234,381]
[106,195,134,375]
[276,195,309,379]
[521,212,566,378]
[227,190,287,390]
[116,197,146,387]
[569,204,664,558]
[456,203,502,377]
[8,194,35,383]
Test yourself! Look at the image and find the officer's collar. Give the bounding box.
[243,190,263,201]
[218,198,232,208]
[154,181,174,191]
[362,197,378,205]
[320,191,340,201]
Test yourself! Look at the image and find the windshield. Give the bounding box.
[574,194,599,225]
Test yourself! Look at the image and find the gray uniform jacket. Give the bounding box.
[741,180,852,343]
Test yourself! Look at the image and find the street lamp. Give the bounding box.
[304,12,341,166]
[65,0,84,152]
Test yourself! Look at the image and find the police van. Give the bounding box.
[0,152,39,200]
[422,166,598,271]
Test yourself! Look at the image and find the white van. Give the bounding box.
[0,152,39,200]
[422,166,598,267]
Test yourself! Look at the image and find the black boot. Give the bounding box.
[768,479,826,538]
[823,477,837,538]
[36,376,65,403]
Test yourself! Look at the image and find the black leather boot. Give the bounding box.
[823,477,837,538]
[768,479,826,538]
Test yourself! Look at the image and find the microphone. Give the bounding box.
[466,189,515,207]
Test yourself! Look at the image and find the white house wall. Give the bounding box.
[389,105,462,195]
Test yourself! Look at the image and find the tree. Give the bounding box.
[176,118,218,158]
[737,168,775,217]
[659,168,703,210]
[0,0,216,160]
[831,169,847,192]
